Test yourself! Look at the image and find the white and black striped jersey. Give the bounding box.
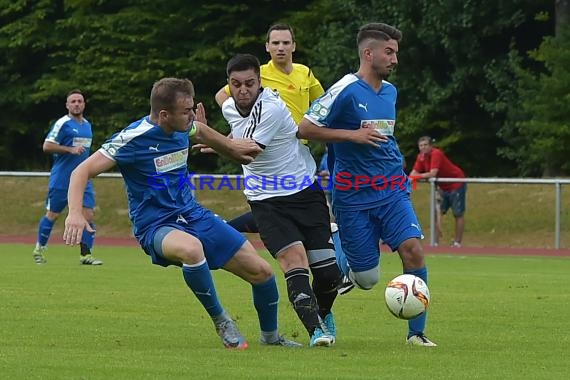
[222,88,317,201]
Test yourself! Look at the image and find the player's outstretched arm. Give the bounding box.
[192,121,261,164]
[64,152,115,246]
[298,118,388,147]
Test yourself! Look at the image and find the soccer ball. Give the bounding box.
[384,274,430,320]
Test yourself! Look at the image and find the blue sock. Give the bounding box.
[332,229,350,276]
[405,267,428,338]
[81,222,96,249]
[182,260,224,317]
[252,275,279,333]
[37,216,54,246]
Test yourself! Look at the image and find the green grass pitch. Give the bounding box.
[1,244,568,379]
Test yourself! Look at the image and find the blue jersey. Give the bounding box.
[45,115,92,190]
[99,116,198,240]
[305,74,408,210]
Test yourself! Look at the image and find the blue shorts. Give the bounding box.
[140,206,246,269]
[45,182,95,213]
[334,196,423,272]
[439,183,467,217]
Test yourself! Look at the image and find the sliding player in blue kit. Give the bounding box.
[63,78,301,349]
[298,23,437,347]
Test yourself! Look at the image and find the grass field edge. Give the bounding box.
[2,234,569,257]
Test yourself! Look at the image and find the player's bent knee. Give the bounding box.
[45,211,60,221]
[231,247,275,284]
[276,244,308,271]
[250,259,274,283]
[350,267,379,290]
[399,239,424,268]
[177,246,206,265]
[161,231,205,265]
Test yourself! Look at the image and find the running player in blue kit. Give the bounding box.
[32,89,102,265]
[298,23,437,347]
[64,78,301,349]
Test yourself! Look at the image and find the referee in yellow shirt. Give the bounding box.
[215,23,324,124]
[215,23,325,233]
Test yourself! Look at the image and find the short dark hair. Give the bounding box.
[226,54,261,77]
[266,23,295,42]
[418,136,433,145]
[357,22,402,46]
[66,89,84,100]
[150,78,195,115]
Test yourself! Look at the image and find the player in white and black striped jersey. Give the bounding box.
[218,54,344,347]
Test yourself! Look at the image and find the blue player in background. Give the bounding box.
[63,78,301,349]
[32,89,102,265]
[298,23,437,347]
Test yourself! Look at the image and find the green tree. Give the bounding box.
[0,0,561,177]
[498,24,570,175]
[0,0,66,170]
[0,0,311,172]
[291,0,554,176]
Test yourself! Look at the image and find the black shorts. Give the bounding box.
[249,185,332,257]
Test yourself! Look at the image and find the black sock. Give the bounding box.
[311,257,342,318]
[227,212,258,233]
[285,268,320,336]
[80,243,91,257]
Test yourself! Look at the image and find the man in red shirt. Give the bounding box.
[410,136,466,247]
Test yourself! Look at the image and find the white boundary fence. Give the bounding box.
[427,177,569,249]
[1,172,568,249]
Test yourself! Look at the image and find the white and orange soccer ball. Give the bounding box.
[384,274,430,320]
